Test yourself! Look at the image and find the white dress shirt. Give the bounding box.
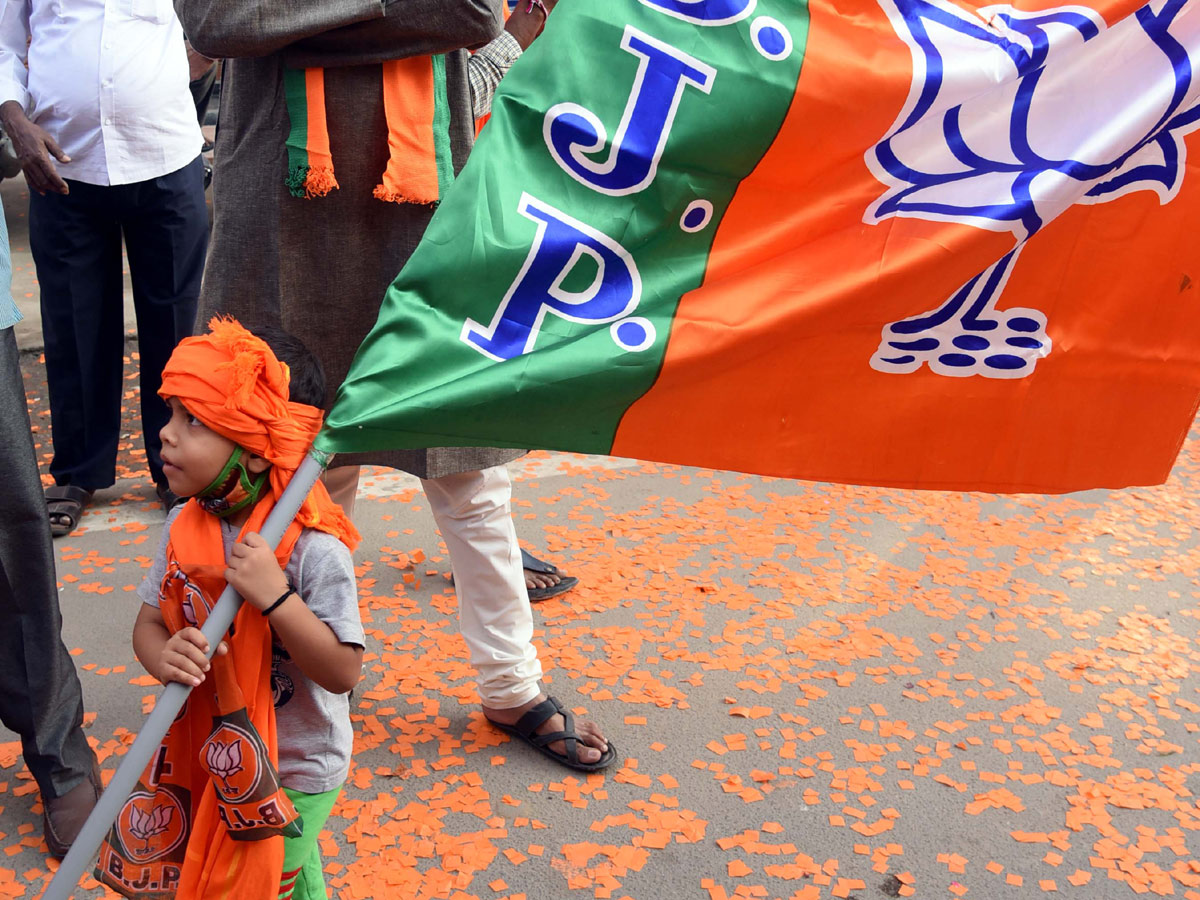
[0,0,202,186]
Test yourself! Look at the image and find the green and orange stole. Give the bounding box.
[284,56,455,205]
[96,501,304,900]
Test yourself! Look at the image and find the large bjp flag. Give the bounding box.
[317,0,1200,493]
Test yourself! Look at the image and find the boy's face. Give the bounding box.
[158,397,242,498]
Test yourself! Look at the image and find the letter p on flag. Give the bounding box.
[461,194,647,361]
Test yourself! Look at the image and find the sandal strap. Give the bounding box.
[519,701,582,765]
[45,485,92,504]
[511,696,563,737]
[520,548,560,576]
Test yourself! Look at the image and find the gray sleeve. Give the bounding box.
[174,0,386,59]
[136,508,183,608]
[280,0,504,69]
[468,30,521,118]
[291,536,364,648]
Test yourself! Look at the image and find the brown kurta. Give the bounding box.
[179,0,524,478]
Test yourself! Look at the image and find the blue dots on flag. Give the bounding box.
[1008,317,1041,333]
[938,353,975,368]
[1006,336,1044,350]
[887,338,938,351]
[984,354,1027,370]
[612,317,656,352]
[952,335,989,351]
[751,17,792,60]
[680,200,714,233]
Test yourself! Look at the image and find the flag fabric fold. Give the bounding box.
[318,0,1200,493]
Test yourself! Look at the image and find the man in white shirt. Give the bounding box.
[0,0,207,531]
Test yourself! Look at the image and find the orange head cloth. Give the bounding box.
[159,316,359,552]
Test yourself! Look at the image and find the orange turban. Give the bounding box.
[159,316,359,552]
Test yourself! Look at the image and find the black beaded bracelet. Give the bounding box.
[263,583,296,616]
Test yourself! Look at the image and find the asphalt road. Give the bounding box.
[2,173,1198,900]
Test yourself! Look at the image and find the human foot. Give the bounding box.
[484,694,615,770]
[45,485,92,537]
[521,549,579,602]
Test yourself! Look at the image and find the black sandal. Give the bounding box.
[449,547,580,602]
[487,696,617,772]
[45,485,92,537]
[521,549,579,602]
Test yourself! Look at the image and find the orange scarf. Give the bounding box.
[284,56,453,205]
[97,319,358,900]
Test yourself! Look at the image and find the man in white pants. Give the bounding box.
[177,0,614,770]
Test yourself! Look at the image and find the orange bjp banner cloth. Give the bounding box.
[319,0,1200,494]
[97,320,359,900]
[611,0,1200,491]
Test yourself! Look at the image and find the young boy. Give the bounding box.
[107,319,361,900]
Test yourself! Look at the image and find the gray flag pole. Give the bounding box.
[42,450,330,900]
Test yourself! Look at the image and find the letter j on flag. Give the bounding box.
[318,0,1200,493]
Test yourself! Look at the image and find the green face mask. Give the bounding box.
[195,447,268,518]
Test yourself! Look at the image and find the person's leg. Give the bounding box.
[121,157,207,496]
[29,182,125,493]
[0,329,97,850]
[279,786,341,900]
[421,466,542,706]
[421,466,609,764]
[323,464,361,521]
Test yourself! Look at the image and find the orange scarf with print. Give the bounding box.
[96,319,358,900]
[284,57,454,205]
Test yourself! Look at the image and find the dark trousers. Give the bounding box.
[29,156,207,491]
[0,329,93,798]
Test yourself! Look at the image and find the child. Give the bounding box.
[102,319,361,900]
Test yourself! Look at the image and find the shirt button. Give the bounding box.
[104,42,112,49]
[104,118,112,126]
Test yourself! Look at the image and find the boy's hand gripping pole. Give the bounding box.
[41,450,330,900]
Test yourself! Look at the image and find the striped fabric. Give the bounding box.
[284,58,453,205]
[277,865,302,900]
[467,30,521,119]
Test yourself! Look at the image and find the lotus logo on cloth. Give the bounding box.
[118,792,187,861]
[97,782,189,899]
[200,725,260,803]
[865,0,1200,378]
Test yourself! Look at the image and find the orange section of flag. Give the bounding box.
[612,0,1200,492]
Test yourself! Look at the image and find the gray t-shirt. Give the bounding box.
[139,508,362,794]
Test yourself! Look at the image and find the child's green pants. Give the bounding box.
[279,785,341,900]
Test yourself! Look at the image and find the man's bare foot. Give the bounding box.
[525,568,562,591]
[521,549,579,602]
[483,693,609,766]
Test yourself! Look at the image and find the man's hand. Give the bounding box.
[157,627,228,686]
[225,532,290,612]
[186,42,216,82]
[505,0,559,51]
[0,100,68,195]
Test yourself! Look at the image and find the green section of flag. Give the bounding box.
[318,2,809,456]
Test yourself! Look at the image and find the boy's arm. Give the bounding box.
[132,604,174,682]
[133,604,228,687]
[225,533,363,695]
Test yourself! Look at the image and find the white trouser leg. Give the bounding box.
[421,466,543,709]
